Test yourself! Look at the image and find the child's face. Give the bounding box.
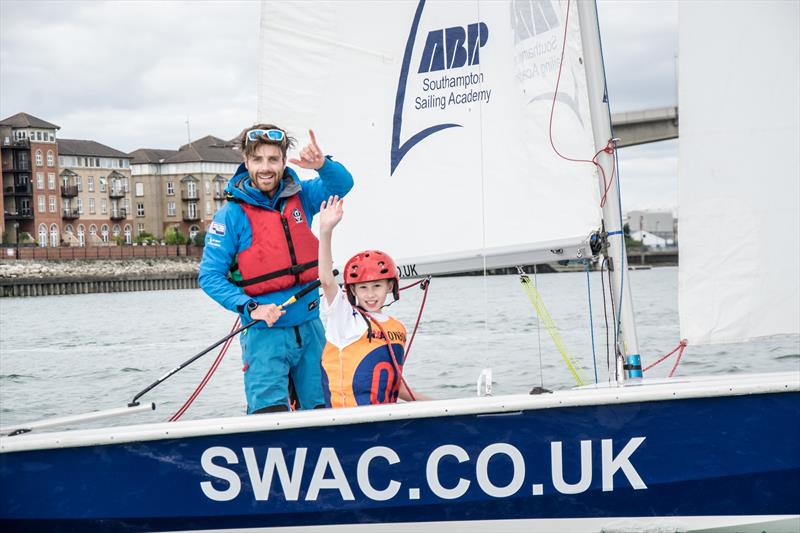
[351,279,393,312]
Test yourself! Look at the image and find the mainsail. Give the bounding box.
[678,2,800,344]
[258,0,604,274]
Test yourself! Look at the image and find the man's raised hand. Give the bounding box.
[289,129,325,170]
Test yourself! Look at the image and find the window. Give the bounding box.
[36,173,44,190]
[101,198,107,214]
[49,134,54,142]
[205,180,210,194]
[112,224,121,238]
[206,201,211,216]
[49,196,56,213]
[77,225,85,247]
[36,131,42,141]
[38,224,47,247]
[124,224,132,244]
[79,157,84,167]
[35,150,43,166]
[59,156,64,166]
[38,195,45,213]
[189,225,200,241]
[50,224,59,247]
[136,203,145,217]
[88,177,94,192]
[137,223,145,235]
[187,181,197,198]
[47,150,54,167]
[76,176,82,192]
[89,224,97,237]
[135,182,144,196]
[118,159,124,168]
[61,175,69,188]
[89,198,96,214]
[95,158,100,167]
[48,173,55,190]
[99,177,106,192]
[167,201,176,216]
[101,224,109,243]
[123,178,129,192]
[124,198,130,213]
[167,182,174,195]
[77,198,83,214]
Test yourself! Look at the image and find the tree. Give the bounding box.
[164,226,187,245]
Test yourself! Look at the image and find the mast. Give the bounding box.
[576,0,640,380]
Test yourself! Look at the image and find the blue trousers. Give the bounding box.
[239,318,326,413]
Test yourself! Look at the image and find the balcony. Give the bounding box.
[213,190,225,200]
[2,138,30,149]
[61,185,79,197]
[109,188,126,199]
[181,190,199,201]
[110,208,127,221]
[4,208,33,220]
[3,183,33,196]
[182,210,200,222]
[62,208,80,220]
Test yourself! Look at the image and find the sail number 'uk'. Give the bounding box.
[200,437,647,502]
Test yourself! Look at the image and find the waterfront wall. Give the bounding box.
[1,274,198,297]
[0,244,203,262]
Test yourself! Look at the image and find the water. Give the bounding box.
[1,267,798,430]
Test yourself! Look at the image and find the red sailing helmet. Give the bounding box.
[344,250,400,304]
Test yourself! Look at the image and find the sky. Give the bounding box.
[0,0,678,212]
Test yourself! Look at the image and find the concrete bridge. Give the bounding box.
[611,106,678,148]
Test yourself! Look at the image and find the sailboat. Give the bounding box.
[1,1,798,531]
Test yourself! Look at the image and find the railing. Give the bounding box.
[182,210,200,221]
[109,188,126,198]
[181,190,199,201]
[4,209,34,220]
[60,185,79,197]
[62,208,80,220]
[110,208,128,220]
[12,161,31,171]
[3,184,33,195]
[213,191,225,200]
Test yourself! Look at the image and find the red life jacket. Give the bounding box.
[234,195,319,296]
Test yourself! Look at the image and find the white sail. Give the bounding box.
[678,1,800,344]
[258,0,603,274]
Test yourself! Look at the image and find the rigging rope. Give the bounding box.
[644,339,688,377]
[518,269,589,387]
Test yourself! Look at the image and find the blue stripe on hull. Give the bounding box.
[2,392,799,532]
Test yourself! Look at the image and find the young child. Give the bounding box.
[317,195,424,408]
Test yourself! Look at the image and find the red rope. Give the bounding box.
[643,339,688,377]
[547,0,617,207]
[356,307,417,401]
[169,317,240,421]
[402,278,431,362]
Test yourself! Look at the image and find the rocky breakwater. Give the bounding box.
[0,258,201,297]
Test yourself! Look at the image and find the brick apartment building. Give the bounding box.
[1,113,62,247]
[2,112,240,248]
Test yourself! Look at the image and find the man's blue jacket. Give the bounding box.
[199,158,353,327]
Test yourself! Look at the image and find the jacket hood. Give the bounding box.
[224,163,302,209]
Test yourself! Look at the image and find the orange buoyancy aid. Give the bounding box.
[234,196,319,296]
[321,316,407,408]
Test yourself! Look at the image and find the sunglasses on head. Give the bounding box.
[246,129,285,143]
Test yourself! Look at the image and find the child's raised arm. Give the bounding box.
[318,196,344,305]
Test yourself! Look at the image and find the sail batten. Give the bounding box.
[258,0,602,272]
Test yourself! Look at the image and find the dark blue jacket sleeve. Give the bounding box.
[198,204,252,314]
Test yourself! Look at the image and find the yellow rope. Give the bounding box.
[520,274,589,386]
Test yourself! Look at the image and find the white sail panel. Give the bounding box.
[678,2,800,344]
[258,0,602,269]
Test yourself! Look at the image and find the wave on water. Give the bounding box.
[0,374,32,381]
[121,367,144,373]
[774,353,800,360]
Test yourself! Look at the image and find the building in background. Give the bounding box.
[57,139,133,246]
[1,112,62,248]
[130,136,238,242]
[627,210,676,243]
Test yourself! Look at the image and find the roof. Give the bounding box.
[128,148,179,165]
[129,135,241,166]
[58,139,131,159]
[0,112,60,130]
